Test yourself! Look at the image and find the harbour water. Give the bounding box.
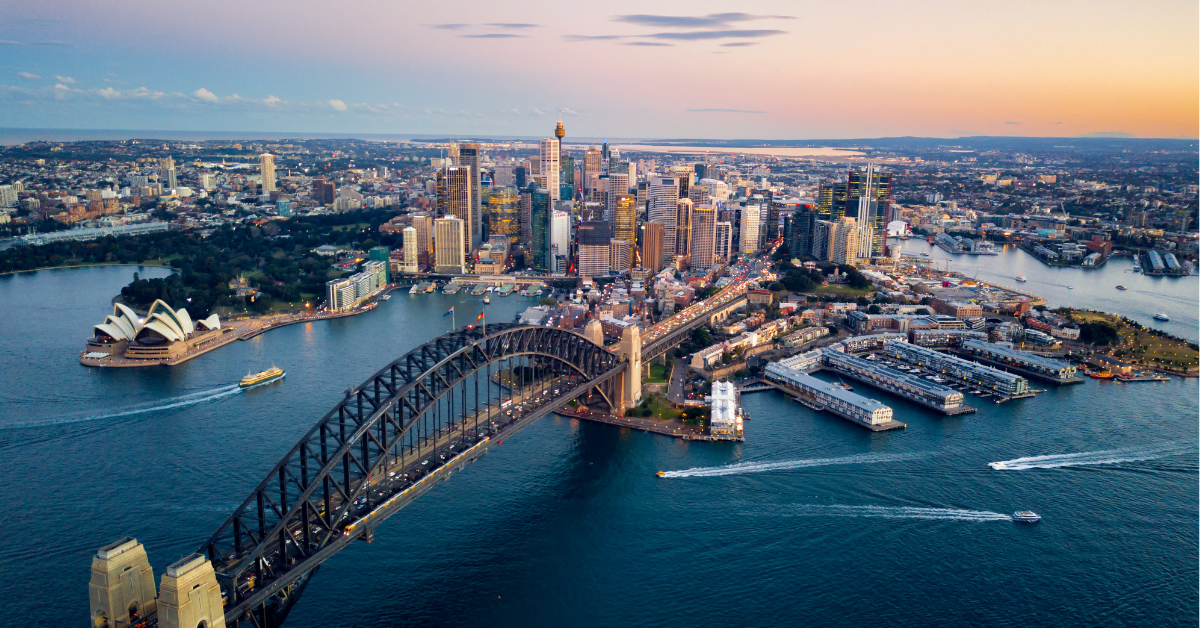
[0,265,1196,627]
[890,237,1200,342]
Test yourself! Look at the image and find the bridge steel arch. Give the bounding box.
[199,324,624,627]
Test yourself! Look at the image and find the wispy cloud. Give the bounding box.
[328,99,348,111]
[649,29,786,40]
[563,34,625,41]
[688,108,766,114]
[531,108,546,115]
[0,40,23,45]
[430,23,470,30]
[459,33,526,38]
[54,75,75,84]
[32,40,72,47]
[18,72,40,80]
[722,42,757,47]
[1004,121,1020,125]
[623,42,672,47]
[484,23,540,29]
[613,13,793,28]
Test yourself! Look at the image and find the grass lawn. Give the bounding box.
[812,284,874,297]
[1071,311,1198,366]
[644,363,670,383]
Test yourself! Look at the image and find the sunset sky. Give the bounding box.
[1,0,1196,139]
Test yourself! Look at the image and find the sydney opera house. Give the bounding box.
[86,300,222,361]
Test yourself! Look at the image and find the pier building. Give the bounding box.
[882,340,1030,397]
[707,381,744,439]
[764,362,899,428]
[821,350,971,414]
[959,340,1081,384]
[910,330,988,348]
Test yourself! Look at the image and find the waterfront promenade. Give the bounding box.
[554,408,739,441]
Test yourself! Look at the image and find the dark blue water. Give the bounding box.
[0,266,1196,627]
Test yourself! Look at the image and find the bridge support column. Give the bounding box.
[158,554,227,628]
[616,324,642,414]
[89,537,157,628]
[583,319,604,346]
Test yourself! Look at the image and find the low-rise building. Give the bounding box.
[707,381,744,439]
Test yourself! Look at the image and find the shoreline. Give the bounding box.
[0,261,174,277]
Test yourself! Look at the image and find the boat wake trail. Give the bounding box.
[790,504,1013,522]
[661,451,928,478]
[6,385,243,429]
[989,442,1192,470]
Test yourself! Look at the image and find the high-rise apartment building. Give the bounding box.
[739,205,761,255]
[812,220,835,261]
[641,222,665,273]
[457,144,483,248]
[786,206,817,257]
[437,166,472,250]
[675,198,694,268]
[648,176,680,267]
[690,206,718,270]
[434,216,466,274]
[540,138,561,202]
[577,221,611,278]
[831,217,860,265]
[487,186,520,241]
[529,187,551,271]
[259,153,276,193]
[550,210,570,273]
[612,194,637,243]
[159,157,177,191]
[714,221,733,263]
[402,227,420,273]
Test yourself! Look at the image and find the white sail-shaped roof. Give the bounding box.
[94,323,129,341]
[114,303,140,325]
[196,314,221,331]
[137,319,184,343]
[174,308,195,336]
[147,300,192,338]
[105,314,136,339]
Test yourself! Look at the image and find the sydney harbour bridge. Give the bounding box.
[87,285,748,628]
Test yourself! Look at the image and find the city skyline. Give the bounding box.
[1,0,1196,139]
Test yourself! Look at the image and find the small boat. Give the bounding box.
[1067,286,1073,290]
[483,295,490,304]
[1013,511,1041,523]
[1115,285,1126,291]
[240,366,285,388]
[1153,312,1170,321]
[1015,275,1027,282]
[1088,371,1114,380]
[655,471,665,477]
[379,294,391,301]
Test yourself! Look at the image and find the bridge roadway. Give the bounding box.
[638,278,752,359]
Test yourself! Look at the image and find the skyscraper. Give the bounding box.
[690,206,718,270]
[412,213,435,266]
[786,205,817,257]
[159,157,177,191]
[739,205,761,255]
[610,239,631,273]
[540,138,561,202]
[437,166,471,219]
[675,198,694,268]
[714,221,733,264]
[487,186,520,241]
[817,182,838,220]
[765,196,781,243]
[846,163,892,259]
[671,166,694,201]
[434,216,466,274]
[641,222,664,273]
[812,220,835,261]
[612,194,637,243]
[259,153,276,193]
[550,210,570,273]
[529,186,551,271]
[577,221,611,278]
[518,190,532,246]
[605,172,629,223]
[583,148,603,193]
[648,176,680,267]
[457,144,483,248]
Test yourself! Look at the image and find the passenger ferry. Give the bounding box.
[483,295,491,304]
[1013,511,1041,523]
[240,366,285,388]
